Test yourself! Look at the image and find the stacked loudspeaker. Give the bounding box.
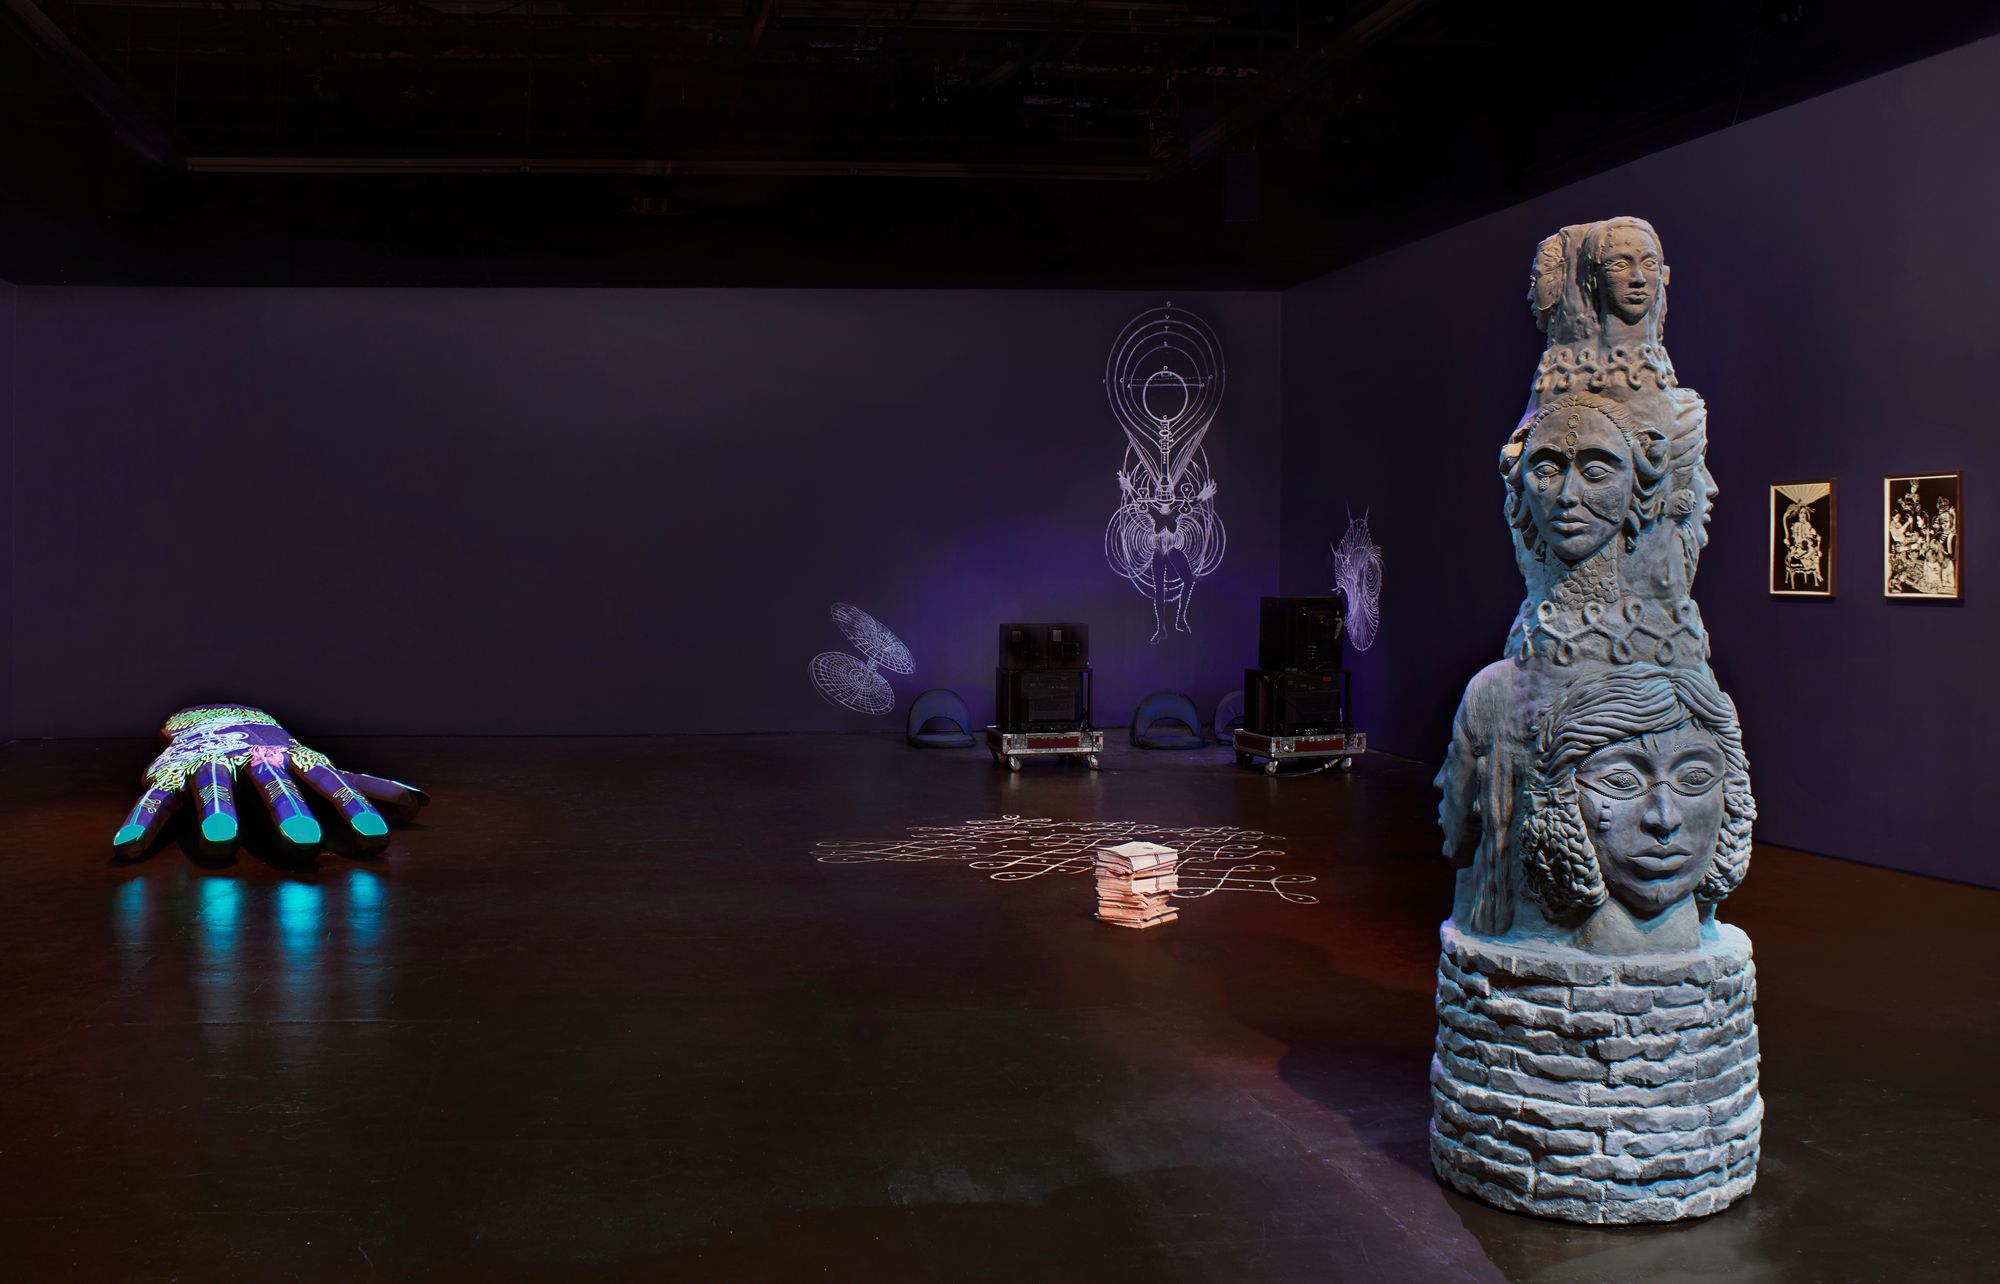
[1245,597,1350,734]
[996,623,1091,731]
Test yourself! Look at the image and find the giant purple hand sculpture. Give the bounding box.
[112,705,428,859]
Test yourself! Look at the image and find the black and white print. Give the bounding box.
[1769,481,1835,597]
[1884,473,1961,600]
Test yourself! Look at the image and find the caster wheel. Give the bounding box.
[1340,756,1355,771]
[1008,756,1022,772]
[1086,755,1100,771]
[1264,760,1280,777]
[1235,751,1251,767]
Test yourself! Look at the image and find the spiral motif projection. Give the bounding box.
[1103,303,1228,642]
[809,603,913,715]
[1332,512,1385,652]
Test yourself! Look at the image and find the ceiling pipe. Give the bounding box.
[0,0,181,168]
[1150,0,1435,181]
[183,155,1154,180]
[726,0,777,120]
[161,0,1432,184]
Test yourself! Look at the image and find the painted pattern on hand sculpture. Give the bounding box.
[114,704,429,859]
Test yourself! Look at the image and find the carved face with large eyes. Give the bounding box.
[1593,224,1664,326]
[1523,409,1632,564]
[1573,724,1726,917]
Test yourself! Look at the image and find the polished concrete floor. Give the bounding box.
[2,734,1994,1283]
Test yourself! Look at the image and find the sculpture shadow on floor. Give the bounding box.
[1174,928,1442,1185]
[643,1185,1193,1283]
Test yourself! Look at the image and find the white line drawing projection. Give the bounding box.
[1331,511,1385,652]
[809,654,895,715]
[809,602,915,715]
[816,815,1318,904]
[833,602,915,674]
[1104,303,1228,644]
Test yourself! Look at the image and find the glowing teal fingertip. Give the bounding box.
[279,816,323,846]
[201,813,239,845]
[353,812,389,838]
[113,823,145,848]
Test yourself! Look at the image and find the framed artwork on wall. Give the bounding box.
[1884,472,1962,600]
[1769,480,1836,597]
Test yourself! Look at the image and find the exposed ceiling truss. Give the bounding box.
[3,0,1996,285]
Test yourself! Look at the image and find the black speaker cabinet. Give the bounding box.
[998,622,1090,670]
[996,668,1091,731]
[1045,622,1089,669]
[1244,667,1349,735]
[998,623,1047,670]
[1258,596,1346,671]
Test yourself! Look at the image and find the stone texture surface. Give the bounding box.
[1428,218,1764,1224]
[1428,923,1760,1224]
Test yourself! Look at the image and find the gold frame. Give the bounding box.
[1883,472,1963,601]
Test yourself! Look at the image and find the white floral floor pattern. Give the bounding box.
[816,814,1318,904]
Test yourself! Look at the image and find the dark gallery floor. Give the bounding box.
[2,735,1994,1283]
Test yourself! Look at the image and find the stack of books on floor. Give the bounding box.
[1094,841,1181,929]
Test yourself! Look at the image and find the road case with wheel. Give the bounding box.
[1233,728,1366,776]
[986,726,1103,772]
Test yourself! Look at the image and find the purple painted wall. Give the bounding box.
[10,288,1279,736]
[1279,38,2000,886]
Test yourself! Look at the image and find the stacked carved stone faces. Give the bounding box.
[1430,219,1760,1224]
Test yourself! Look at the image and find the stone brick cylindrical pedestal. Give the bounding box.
[1428,922,1760,1224]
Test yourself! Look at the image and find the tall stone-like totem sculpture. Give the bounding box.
[1430,219,1760,1224]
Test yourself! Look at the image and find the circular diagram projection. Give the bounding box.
[809,603,912,715]
[1331,512,1385,652]
[832,603,915,675]
[1103,303,1227,644]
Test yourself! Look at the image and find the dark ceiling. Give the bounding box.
[3,0,1996,287]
